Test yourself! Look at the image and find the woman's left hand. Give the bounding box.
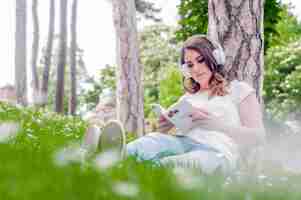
[189,107,213,121]
[189,107,225,131]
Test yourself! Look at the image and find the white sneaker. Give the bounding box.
[81,124,101,153]
[82,120,126,158]
[98,120,126,158]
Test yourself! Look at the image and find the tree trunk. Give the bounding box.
[41,0,55,106]
[112,0,145,137]
[69,0,78,115]
[208,0,264,103]
[15,0,27,106]
[55,0,68,113]
[31,0,40,105]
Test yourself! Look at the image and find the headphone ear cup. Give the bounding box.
[208,37,225,65]
[212,48,226,66]
[179,65,192,78]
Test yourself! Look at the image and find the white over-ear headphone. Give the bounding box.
[180,35,225,78]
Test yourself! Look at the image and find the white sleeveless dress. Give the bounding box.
[174,80,255,170]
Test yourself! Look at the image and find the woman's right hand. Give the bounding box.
[157,114,174,133]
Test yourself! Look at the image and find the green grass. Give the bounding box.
[0,102,300,200]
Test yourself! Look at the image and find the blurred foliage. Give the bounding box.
[175,0,208,41]
[175,0,284,52]
[264,40,301,119]
[268,3,301,47]
[263,3,301,120]
[79,65,116,112]
[158,67,184,108]
[139,24,181,116]
[264,0,283,51]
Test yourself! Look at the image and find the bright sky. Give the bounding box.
[0,0,300,87]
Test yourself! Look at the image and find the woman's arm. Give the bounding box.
[190,93,266,151]
[217,93,266,150]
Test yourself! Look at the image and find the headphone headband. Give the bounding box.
[186,34,225,65]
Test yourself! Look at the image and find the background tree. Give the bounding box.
[69,0,78,115]
[55,0,68,113]
[112,0,145,136]
[41,0,55,106]
[31,0,40,103]
[207,0,265,102]
[135,0,161,22]
[15,0,28,106]
[78,0,161,117]
[175,0,282,52]
[40,38,89,114]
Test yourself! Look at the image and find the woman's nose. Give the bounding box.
[191,63,200,73]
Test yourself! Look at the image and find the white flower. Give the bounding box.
[257,174,267,180]
[173,168,204,189]
[0,122,20,142]
[54,144,87,166]
[112,181,139,197]
[94,149,122,170]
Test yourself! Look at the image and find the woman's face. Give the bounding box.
[184,49,213,90]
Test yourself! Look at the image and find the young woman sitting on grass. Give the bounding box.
[82,34,266,174]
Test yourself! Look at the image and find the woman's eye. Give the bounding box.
[197,58,205,64]
[187,63,193,68]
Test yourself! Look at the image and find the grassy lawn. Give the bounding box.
[0,102,300,200]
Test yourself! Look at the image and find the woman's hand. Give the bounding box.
[189,107,224,131]
[189,107,212,122]
[157,114,174,133]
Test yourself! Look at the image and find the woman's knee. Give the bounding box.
[126,134,154,157]
[125,132,174,159]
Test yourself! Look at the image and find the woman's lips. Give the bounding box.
[197,73,206,78]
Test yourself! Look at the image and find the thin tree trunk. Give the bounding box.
[112,0,145,137]
[55,0,68,113]
[15,0,27,106]
[208,0,264,103]
[31,0,40,104]
[69,0,78,115]
[41,0,55,105]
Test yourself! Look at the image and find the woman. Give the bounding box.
[83,34,266,174]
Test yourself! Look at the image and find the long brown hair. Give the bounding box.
[180,36,229,97]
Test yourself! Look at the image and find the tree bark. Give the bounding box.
[69,0,78,115]
[55,0,68,113]
[112,0,145,137]
[15,0,28,106]
[31,0,40,104]
[208,0,264,103]
[41,0,55,106]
